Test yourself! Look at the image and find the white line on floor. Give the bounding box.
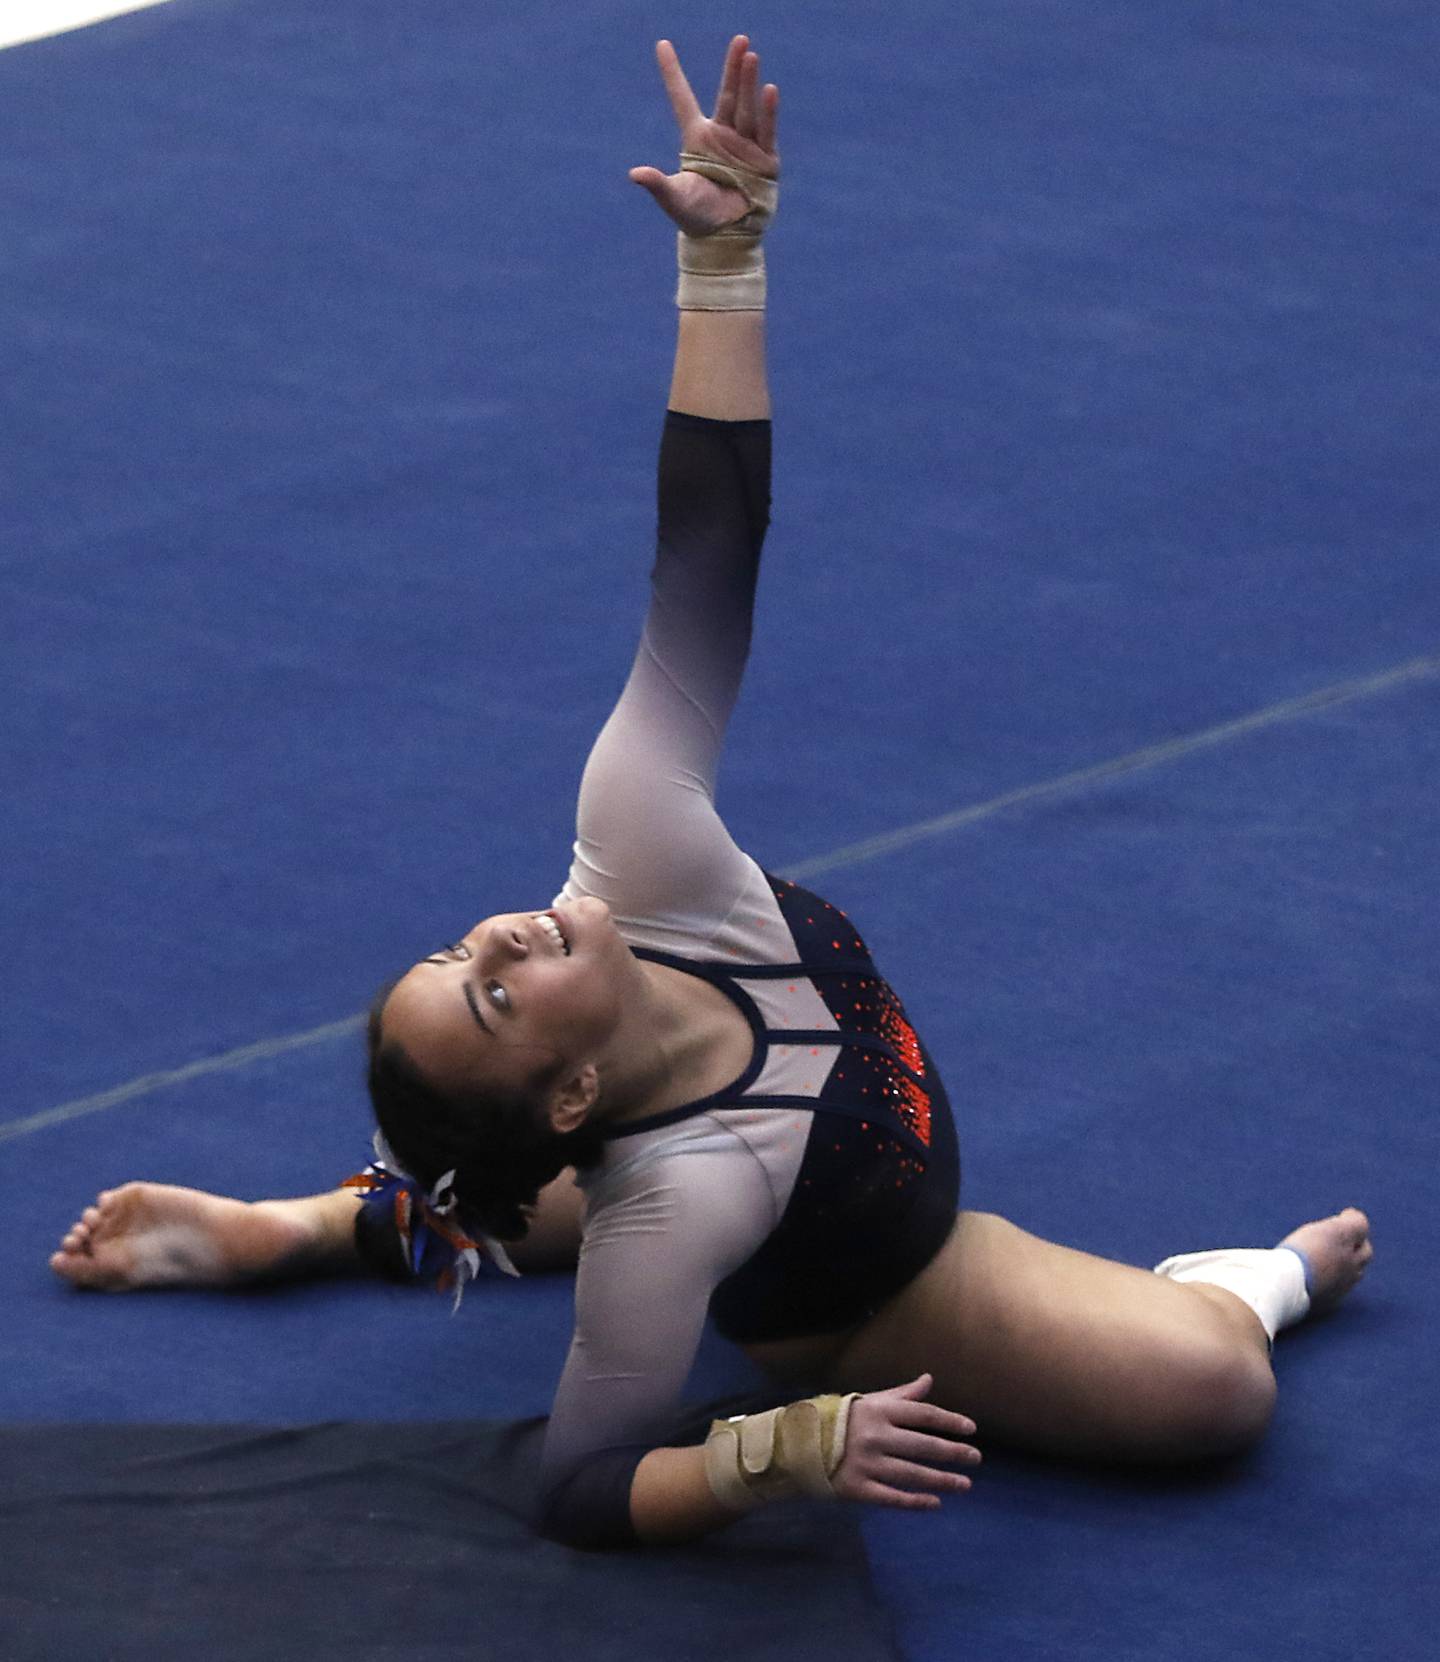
[785,653,1440,880]
[4,652,1435,1143]
[0,1016,364,1144]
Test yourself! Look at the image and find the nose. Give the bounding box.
[498,921,530,960]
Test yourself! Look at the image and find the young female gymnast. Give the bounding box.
[52,35,1371,1550]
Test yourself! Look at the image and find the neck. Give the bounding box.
[591,958,730,1127]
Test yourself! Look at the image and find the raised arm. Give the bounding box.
[555,36,780,940]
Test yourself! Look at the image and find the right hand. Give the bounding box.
[832,1374,982,1511]
[628,35,780,238]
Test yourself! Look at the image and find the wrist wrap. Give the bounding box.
[676,151,779,312]
[704,1392,860,1512]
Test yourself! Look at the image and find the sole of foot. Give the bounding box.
[49,1181,312,1291]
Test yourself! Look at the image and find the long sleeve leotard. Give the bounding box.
[357,412,960,1548]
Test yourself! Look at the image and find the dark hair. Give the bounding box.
[365,985,605,1242]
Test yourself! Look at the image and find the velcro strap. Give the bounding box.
[777,1397,846,1498]
[704,1394,861,1512]
[678,151,778,237]
[737,1407,780,1474]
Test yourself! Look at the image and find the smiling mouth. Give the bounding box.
[533,912,570,955]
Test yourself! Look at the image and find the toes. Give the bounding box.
[51,1248,103,1287]
[1338,1208,1371,1251]
[91,1193,129,1239]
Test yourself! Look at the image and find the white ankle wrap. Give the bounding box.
[675,151,778,312]
[1152,1246,1311,1342]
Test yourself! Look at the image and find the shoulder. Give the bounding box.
[579,1118,775,1265]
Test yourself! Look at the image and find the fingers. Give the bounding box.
[855,1413,981,1489]
[877,1376,977,1432]
[655,38,702,131]
[879,1378,976,1438]
[735,48,759,135]
[834,1378,981,1511]
[841,1449,977,1515]
[891,1372,935,1401]
[853,1481,945,1512]
[844,1458,972,1509]
[712,34,746,128]
[659,36,780,159]
[756,82,779,156]
[628,166,690,228]
[889,1399,977,1438]
[874,1454,975,1496]
[884,1427,983,1469]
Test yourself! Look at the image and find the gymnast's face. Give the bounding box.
[378,897,629,1110]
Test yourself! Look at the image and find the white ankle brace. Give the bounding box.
[675,151,779,312]
[1152,1245,1312,1342]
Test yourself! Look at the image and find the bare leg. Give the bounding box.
[828,1207,1371,1463]
[50,1170,587,1291]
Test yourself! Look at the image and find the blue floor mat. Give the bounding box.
[4,2,1437,1658]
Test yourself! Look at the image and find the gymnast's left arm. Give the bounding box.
[534,1145,764,1548]
[630,1376,980,1545]
[534,1144,979,1549]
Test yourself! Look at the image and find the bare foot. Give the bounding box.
[50,1182,318,1291]
[1279,1207,1373,1314]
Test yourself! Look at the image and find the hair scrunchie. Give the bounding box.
[343,1134,520,1311]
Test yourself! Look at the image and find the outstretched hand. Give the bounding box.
[630,35,780,237]
[832,1374,982,1511]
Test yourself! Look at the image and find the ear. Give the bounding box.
[546,1063,600,1135]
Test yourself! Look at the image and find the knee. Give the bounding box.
[1162,1338,1277,1460]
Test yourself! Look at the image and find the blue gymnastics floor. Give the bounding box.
[4,2,1439,1657]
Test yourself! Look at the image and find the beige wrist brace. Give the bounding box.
[704,1392,860,1512]
[676,151,779,312]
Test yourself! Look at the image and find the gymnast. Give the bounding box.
[52,35,1372,1549]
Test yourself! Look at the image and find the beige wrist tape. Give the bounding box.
[676,151,779,312]
[704,1393,860,1512]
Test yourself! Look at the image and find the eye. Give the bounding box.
[423,941,473,967]
[486,980,510,1011]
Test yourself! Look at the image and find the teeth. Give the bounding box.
[534,913,569,954]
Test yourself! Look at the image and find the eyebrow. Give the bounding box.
[462,980,491,1035]
[421,948,491,1036]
